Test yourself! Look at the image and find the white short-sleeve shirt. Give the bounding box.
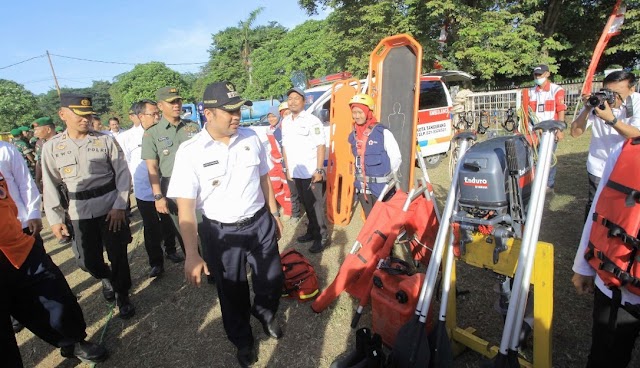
[281,110,326,179]
[584,92,640,177]
[116,125,153,201]
[167,128,269,223]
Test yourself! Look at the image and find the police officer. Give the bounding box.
[168,81,284,368]
[281,87,329,253]
[141,87,201,262]
[32,117,72,245]
[41,93,135,319]
[1,144,108,366]
[348,93,402,217]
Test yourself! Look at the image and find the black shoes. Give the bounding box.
[60,340,108,364]
[101,279,115,302]
[166,252,184,263]
[149,265,164,278]
[296,233,316,243]
[11,316,23,333]
[259,317,283,339]
[251,308,283,339]
[310,237,330,253]
[236,345,258,368]
[116,293,135,319]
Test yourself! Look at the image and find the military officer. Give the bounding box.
[141,86,200,262]
[168,81,284,367]
[10,128,36,174]
[41,93,135,319]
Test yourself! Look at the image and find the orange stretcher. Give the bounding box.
[367,34,422,192]
[326,78,361,226]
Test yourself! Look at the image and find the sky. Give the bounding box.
[0,0,329,95]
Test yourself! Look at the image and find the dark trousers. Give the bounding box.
[586,288,640,368]
[287,178,302,218]
[294,178,327,239]
[200,208,283,349]
[161,177,185,254]
[1,237,87,368]
[137,198,179,268]
[70,215,132,294]
[584,173,602,222]
[357,188,396,218]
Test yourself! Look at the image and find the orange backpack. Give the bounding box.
[586,138,640,295]
[281,249,320,302]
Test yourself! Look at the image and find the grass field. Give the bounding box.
[16,129,640,367]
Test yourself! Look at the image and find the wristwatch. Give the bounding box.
[271,210,281,218]
[604,117,618,126]
[315,168,325,175]
[153,193,164,201]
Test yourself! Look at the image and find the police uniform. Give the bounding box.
[0,160,106,365]
[167,82,283,366]
[140,87,200,254]
[41,94,134,318]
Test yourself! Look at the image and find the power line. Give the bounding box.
[0,54,46,70]
[50,53,208,66]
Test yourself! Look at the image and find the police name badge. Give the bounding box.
[162,149,170,156]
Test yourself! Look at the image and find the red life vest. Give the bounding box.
[585,138,640,295]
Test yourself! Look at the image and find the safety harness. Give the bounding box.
[585,137,640,328]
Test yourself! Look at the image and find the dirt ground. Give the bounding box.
[17,130,640,368]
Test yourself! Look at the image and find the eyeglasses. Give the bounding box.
[142,112,161,117]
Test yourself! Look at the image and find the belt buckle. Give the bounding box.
[235,217,251,229]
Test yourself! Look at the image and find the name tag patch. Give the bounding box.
[203,160,219,167]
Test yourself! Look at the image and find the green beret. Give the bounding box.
[10,128,22,136]
[55,126,64,132]
[18,126,29,132]
[32,117,55,128]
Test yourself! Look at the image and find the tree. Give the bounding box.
[250,20,336,98]
[195,16,287,99]
[109,62,188,118]
[0,79,38,132]
[240,7,264,86]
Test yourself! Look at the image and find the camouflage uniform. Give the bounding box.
[11,137,36,178]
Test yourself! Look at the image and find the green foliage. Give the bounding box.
[250,20,335,98]
[109,62,188,118]
[193,11,287,100]
[0,80,38,132]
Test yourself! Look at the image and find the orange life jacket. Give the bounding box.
[585,138,640,295]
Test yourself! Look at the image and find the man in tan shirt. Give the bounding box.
[41,93,135,319]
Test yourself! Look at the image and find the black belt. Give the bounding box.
[68,181,116,200]
[205,206,267,228]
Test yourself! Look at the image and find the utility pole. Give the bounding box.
[46,50,61,97]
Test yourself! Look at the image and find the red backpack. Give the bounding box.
[280,249,320,302]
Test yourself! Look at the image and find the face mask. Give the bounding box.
[534,77,547,86]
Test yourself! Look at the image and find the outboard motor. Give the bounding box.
[452,135,534,263]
